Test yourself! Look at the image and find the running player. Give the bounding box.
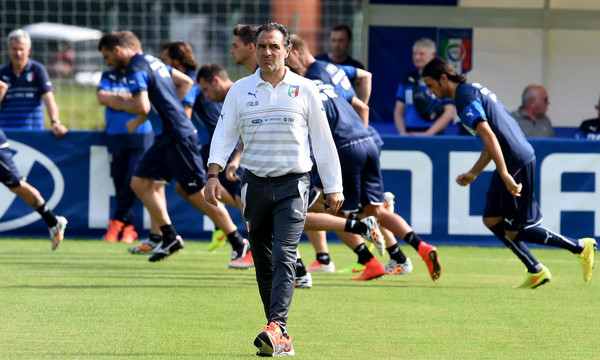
[423,56,596,288]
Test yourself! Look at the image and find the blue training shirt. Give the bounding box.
[125,53,196,145]
[182,69,198,109]
[191,88,222,146]
[98,68,153,136]
[455,82,535,172]
[307,60,356,102]
[395,70,451,129]
[0,60,53,129]
[98,68,153,149]
[313,79,370,147]
[305,60,383,150]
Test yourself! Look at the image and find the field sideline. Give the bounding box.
[0,239,598,360]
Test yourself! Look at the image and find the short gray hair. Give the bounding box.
[7,29,31,49]
[413,38,436,54]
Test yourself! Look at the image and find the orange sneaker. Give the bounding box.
[418,242,441,281]
[121,225,138,244]
[229,250,254,269]
[274,334,295,356]
[350,257,386,281]
[104,219,124,243]
[254,321,283,357]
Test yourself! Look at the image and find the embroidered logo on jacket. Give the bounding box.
[288,85,299,98]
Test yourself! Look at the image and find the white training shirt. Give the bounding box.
[208,67,343,195]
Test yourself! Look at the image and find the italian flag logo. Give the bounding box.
[288,85,299,98]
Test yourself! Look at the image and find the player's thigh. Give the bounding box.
[167,135,206,195]
[0,147,22,188]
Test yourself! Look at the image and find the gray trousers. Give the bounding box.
[241,170,310,334]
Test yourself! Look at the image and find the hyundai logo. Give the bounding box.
[0,140,65,231]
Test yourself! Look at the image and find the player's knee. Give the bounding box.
[130,176,148,194]
[363,203,381,219]
[482,216,501,229]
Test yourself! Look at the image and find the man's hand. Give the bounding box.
[225,161,240,182]
[126,115,146,134]
[500,173,522,197]
[324,192,344,214]
[51,122,68,139]
[204,177,222,206]
[456,172,477,186]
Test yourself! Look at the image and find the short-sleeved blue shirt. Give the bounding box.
[0,59,53,129]
[576,118,600,140]
[395,70,451,129]
[182,69,198,108]
[125,54,196,146]
[455,83,535,173]
[313,80,370,147]
[191,88,222,146]
[98,68,153,149]
[306,60,357,102]
[305,60,383,149]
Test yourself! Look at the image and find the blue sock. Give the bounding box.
[515,226,583,254]
[489,222,541,273]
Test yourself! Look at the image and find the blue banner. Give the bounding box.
[1,131,599,246]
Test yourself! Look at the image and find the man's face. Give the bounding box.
[9,41,31,68]
[330,30,350,58]
[423,76,445,99]
[230,35,252,65]
[413,45,435,71]
[530,88,549,117]
[100,46,126,70]
[255,30,289,74]
[161,49,173,66]
[199,77,224,103]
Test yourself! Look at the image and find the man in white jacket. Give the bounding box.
[205,22,343,357]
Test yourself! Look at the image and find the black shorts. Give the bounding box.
[0,145,22,188]
[483,161,543,231]
[135,134,206,195]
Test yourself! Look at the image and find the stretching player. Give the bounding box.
[288,34,441,280]
[98,31,248,263]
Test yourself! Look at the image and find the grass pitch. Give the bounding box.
[0,239,598,360]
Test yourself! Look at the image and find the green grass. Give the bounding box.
[0,240,598,359]
[52,83,105,130]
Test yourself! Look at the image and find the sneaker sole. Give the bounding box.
[530,278,550,289]
[129,249,158,255]
[351,274,385,281]
[228,262,253,269]
[148,242,183,262]
[254,333,275,357]
[429,250,441,280]
[148,248,182,262]
[386,267,410,275]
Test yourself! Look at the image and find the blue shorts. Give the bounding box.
[0,146,22,188]
[135,134,206,195]
[483,161,542,231]
[318,138,384,212]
